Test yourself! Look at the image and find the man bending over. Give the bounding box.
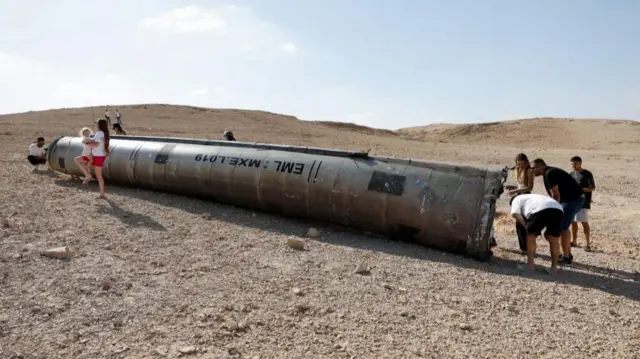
[532,158,585,265]
[569,156,596,250]
[510,194,564,273]
[27,137,47,171]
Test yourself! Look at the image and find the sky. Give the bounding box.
[1,0,639,129]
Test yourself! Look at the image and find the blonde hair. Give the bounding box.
[79,127,93,137]
[514,153,532,185]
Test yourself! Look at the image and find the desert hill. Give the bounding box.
[397,117,640,150]
[2,105,637,151]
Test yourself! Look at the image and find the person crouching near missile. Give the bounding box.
[72,127,94,181]
[510,193,563,274]
[82,118,110,198]
[222,130,236,141]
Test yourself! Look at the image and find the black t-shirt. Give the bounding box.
[543,166,584,203]
[570,169,595,209]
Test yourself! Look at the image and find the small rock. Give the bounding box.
[295,304,311,314]
[609,309,620,317]
[124,282,133,289]
[201,213,210,220]
[291,287,304,296]
[569,306,580,314]
[178,346,197,354]
[40,246,73,260]
[1,218,10,228]
[286,238,305,251]
[458,323,473,331]
[398,287,408,293]
[228,347,240,355]
[400,311,416,319]
[113,346,129,354]
[354,263,371,275]
[153,347,168,356]
[507,305,519,314]
[101,278,112,291]
[113,319,124,328]
[306,228,320,238]
[104,243,113,250]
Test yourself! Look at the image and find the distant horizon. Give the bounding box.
[1,103,636,131]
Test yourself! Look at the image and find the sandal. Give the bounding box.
[83,176,93,185]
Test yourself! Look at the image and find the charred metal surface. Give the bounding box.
[48,135,508,261]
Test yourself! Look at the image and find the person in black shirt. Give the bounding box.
[569,156,595,251]
[532,158,585,264]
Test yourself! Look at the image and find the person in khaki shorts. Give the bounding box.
[569,156,596,251]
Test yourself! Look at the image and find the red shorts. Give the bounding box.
[92,156,106,167]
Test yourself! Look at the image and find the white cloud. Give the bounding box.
[138,5,298,55]
[281,43,297,54]
[139,5,226,34]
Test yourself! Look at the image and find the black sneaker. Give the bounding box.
[559,254,573,265]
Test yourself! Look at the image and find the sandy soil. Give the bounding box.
[1,105,639,359]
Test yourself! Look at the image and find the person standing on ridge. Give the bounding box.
[569,156,596,251]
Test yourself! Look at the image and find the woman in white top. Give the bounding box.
[506,153,535,253]
[508,153,534,196]
[83,118,111,198]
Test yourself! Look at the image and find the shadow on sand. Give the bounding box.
[54,179,167,232]
[53,179,640,301]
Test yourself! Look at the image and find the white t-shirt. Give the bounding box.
[91,131,107,156]
[28,143,46,157]
[510,194,563,219]
[81,136,92,156]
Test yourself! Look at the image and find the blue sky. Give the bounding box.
[1,0,638,129]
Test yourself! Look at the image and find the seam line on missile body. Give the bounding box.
[313,161,322,181]
[307,160,317,182]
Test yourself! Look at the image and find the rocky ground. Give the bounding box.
[1,106,639,359]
